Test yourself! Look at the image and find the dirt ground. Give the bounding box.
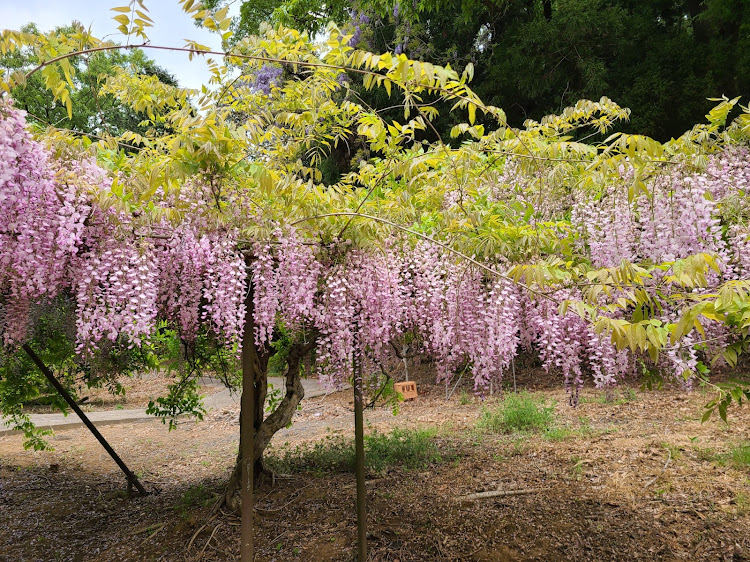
[1,368,750,561]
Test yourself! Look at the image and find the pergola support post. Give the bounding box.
[240,265,255,562]
[353,348,367,561]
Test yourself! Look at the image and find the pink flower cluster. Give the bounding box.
[74,241,158,349]
[402,244,521,390]
[524,289,629,402]
[315,248,407,387]
[572,149,750,382]
[251,228,322,347]
[250,240,527,392]
[574,151,748,270]
[572,179,637,268]
[0,99,89,344]
[154,183,247,346]
[730,225,750,275]
[0,101,247,351]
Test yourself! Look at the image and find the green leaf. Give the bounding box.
[113,14,130,26]
[718,401,728,423]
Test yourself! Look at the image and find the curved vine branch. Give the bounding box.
[290,211,558,302]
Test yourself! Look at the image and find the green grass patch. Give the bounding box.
[693,442,750,469]
[366,427,444,472]
[542,416,597,442]
[541,426,569,441]
[579,388,638,405]
[477,392,555,434]
[175,483,217,518]
[693,446,719,462]
[662,442,682,461]
[735,492,750,515]
[569,455,587,479]
[729,442,750,469]
[265,427,446,476]
[543,426,578,442]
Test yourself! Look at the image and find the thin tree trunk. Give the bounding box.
[304,351,313,379]
[402,344,409,382]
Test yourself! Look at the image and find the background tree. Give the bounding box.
[1,22,178,137]
[211,0,750,141]
[204,0,350,39]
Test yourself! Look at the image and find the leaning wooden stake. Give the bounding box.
[353,352,367,561]
[240,278,255,562]
[22,344,148,496]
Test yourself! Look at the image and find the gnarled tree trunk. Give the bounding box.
[224,337,317,512]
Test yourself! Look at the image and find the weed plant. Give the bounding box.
[477,392,554,433]
[175,483,217,518]
[729,442,750,469]
[265,427,445,476]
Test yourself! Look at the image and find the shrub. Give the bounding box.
[366,428,443,473]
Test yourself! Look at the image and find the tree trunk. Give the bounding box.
[224,337,317,512]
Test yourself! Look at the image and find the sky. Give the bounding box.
[0,0,239,91]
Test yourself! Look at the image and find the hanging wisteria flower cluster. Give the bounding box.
[2,97,749,400]
[574,153,748,272]
[0,101,89,345]
[572,151,750,383]
[0,100,247,353]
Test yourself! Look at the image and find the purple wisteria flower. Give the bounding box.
[254,64,283,95]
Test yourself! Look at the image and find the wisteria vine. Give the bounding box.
[1,98,749,405]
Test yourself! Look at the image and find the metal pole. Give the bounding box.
[353,352,367,561]
[402,344,409,382]
[446,364,468,401]
[22,344,148,496]
[240,276,255,562]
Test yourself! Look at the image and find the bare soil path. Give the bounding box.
[0,376,332,434]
